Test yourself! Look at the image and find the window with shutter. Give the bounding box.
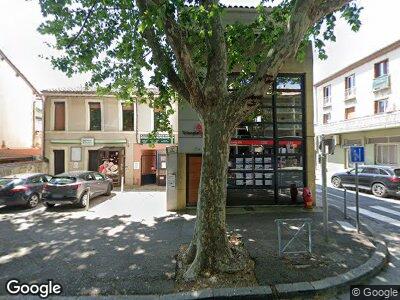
[374,60,389,78]
[345,107,355,120]
[122,104,134,131]
[89,102,102,131]
[54,102,65,131]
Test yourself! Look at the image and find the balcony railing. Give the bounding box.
[344,87,356,100]
[316,109,400,135]
[323,96,332,107]
[372,74,390,91]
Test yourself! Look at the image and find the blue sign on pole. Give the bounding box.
[350,146,365,163]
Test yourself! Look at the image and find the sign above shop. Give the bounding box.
[230,139,303,146]
[140,134,173,144]
[81,138,95,146]
[182,123,203,136]
[231,139,274,146]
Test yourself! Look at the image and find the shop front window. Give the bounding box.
[227,74,305,205]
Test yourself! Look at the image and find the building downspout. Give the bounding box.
[32,100,36,148]
[41,95,46,159]
[135,98,139,143]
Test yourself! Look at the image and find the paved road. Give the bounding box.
[317,185,400,299]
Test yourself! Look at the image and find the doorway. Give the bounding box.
[88,150,99,172]
[186,155,202,205]
[97,147,125,186]
[53,150,65,175]
[141,150,157,185]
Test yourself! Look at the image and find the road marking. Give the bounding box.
[318,186,400,205]
[370,206,400,218]
[348,206,400,228]
[316,191,344,200]
[337,221,356,232]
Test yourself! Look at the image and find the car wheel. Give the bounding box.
[44,202,55,208]
[105,184,112,196]
[331,176,342,188]
[78,192,90,208]
[26,194,40,208]
[372,183,387,198]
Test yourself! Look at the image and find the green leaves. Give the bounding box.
[311,2,363,60]
[37,0,362,126]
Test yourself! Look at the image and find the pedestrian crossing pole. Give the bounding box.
[321,134,329,241]
[355,163,360,233]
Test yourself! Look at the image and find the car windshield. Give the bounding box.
[49,177,76,185]
[394,169,400,177]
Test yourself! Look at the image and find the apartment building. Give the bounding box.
[315,40,400,174]
[42,88,178,186]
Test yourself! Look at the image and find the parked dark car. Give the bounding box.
[42,171,113,208]
[331,165,400,197]
[0,173,51,208]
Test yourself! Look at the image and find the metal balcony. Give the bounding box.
[372,74,390,91]
[316,110,400,135]
[344,87,356,101]
[323,96,332,107]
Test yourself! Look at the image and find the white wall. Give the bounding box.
[0,59,36,148]
[316,47,400,125]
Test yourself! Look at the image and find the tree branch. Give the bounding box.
[136,0,191,104]
[237,0,351,103]
[67,0,98,48]
[163,10,206,106]
[202,0,228,99]
[137,0,206,112]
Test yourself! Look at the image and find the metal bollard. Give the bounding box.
[120,176,124,192]
[343,188,347,219]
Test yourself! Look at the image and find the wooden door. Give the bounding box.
[88,150,99,171]
[53,150,65,175]
[187,155,202,205]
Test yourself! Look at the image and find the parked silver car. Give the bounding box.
[42,171,113,208]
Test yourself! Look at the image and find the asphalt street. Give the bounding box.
[317,185,400,299]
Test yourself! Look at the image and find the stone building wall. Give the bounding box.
[0,160,49,177]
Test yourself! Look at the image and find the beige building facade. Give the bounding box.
[42,89,178,186]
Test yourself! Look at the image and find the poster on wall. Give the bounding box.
[70,147,82,162]
[133,162,140,170]
[167,174,176,188]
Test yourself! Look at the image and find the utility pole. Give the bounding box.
[355,163,360,233]
[321,134,329,241]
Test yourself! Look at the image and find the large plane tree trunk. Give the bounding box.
[183,110,249,280]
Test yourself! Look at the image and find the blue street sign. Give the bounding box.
[350,146,365,163]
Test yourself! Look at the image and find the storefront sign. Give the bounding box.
[230,139,302,146]
[81,138,95,146]
[140,134,173,144]
[231,139,274,146]
[182,123,203,136]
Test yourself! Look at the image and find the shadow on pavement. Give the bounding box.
[0,204,194,296]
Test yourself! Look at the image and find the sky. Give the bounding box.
[0,0,399,91]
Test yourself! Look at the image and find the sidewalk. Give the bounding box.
[226,207,374,286]
[0,194,379,297]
